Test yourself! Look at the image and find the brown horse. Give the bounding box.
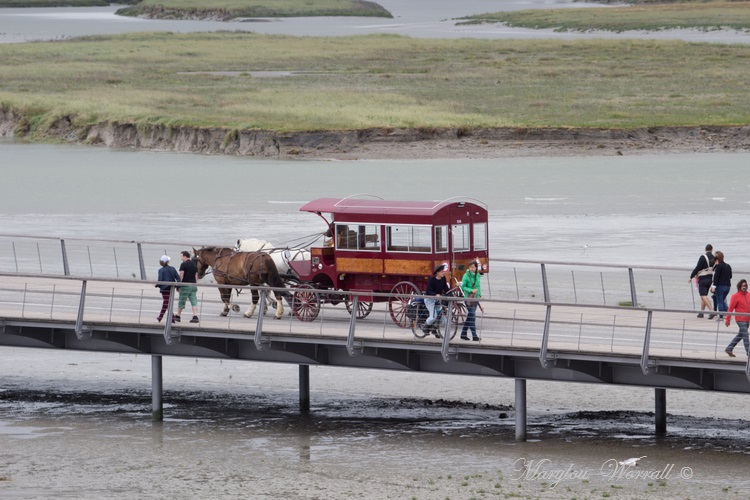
[193,246,286,319]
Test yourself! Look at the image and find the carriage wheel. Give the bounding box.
[389,281,420,328]
[292,284,320,322]
[344,296,373,319]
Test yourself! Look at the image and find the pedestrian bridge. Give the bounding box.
[1,234,748,438]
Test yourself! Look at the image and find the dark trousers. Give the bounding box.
[461,302,478,338]
[158,290,172,320]
[727,321,750,355]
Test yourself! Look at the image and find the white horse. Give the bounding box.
[235,238,311,313]
[235,238,310,275]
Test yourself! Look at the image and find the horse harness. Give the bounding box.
[210,250,270,286]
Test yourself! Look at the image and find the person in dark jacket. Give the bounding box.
[689,243,715,319]
[156,255,180,323]
[712,250,732,320]
[423,263,449,336]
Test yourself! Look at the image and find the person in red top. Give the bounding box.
[724,279,750,357]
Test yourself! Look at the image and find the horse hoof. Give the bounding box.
[244,313,253,319]
[220,312,229,317]
[232,304,240,313]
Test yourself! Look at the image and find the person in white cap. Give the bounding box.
[156,255,180,322]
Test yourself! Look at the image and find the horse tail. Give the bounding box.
[264,254,284,289]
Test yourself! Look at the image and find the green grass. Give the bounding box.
[115,0,392,19]
[459,1,750,32]
[1,32,750,138]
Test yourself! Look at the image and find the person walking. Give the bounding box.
[176,250,200,324]
[460,260,482,341]
[156,255,180,323]
[689,243,715,319]
[724,279,750,358]
[712,251,732,320]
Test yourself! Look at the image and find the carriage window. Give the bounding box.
[435,226,448,252]
[473,223,487,251]
[386,225,431,253]
[451,224,470,252]
[335,224,380,251]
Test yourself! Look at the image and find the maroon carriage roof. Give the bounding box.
[299,197,486,217]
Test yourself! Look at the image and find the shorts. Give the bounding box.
[697,276,712,296]
[178,284,198,308]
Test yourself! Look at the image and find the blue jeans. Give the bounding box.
[461,302,478,338]
[715,285,731,317]
[727,321,750,355]
[425,298,443,327]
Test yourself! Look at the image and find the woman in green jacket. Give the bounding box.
[460,260,482,341]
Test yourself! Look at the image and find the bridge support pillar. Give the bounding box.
[655,388,666,434]
[151,355,163,422]
[299,365,310,413]
[515,378,527,442]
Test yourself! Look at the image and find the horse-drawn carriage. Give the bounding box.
[286,195,490,328]
[192,195,489,330]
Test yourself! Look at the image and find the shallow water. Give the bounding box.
[2,2,750,44]
[2,142,750,497]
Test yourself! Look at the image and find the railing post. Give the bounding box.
[539,305,552,368]
[628,268,638,307]
[541,263,550,302]
[640,310,653,375]
[441,297,454,362]
[163,286,175,344]
[346,294,361,356]
[254,290,267,351]
[61,239,70,276]
[75,280,87,339]
[137,243,147,281]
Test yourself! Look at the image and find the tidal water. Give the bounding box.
[2,1,750,495]
[2,1,750,43]
[2,141,750,498]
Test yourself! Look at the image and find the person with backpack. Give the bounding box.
[156,255,180,323]
[689,243,715,319]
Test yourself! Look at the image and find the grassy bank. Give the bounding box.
[116,0,392,19]
[459,1,750,32]
[1,33,750,136]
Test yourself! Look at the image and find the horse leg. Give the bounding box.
[274,291,284,320]
[220,288,231,316]
[244,290,258,318]
[266,290,276,313]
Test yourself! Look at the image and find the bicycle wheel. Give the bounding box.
[411,319,428,338]
[449,301,466,339]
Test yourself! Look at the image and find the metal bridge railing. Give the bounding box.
[0,233,740,316]
[1,272,748,377]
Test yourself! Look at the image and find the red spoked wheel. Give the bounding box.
[389,281,420,328]
[292,284,320,322]
[344,296,373,319]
